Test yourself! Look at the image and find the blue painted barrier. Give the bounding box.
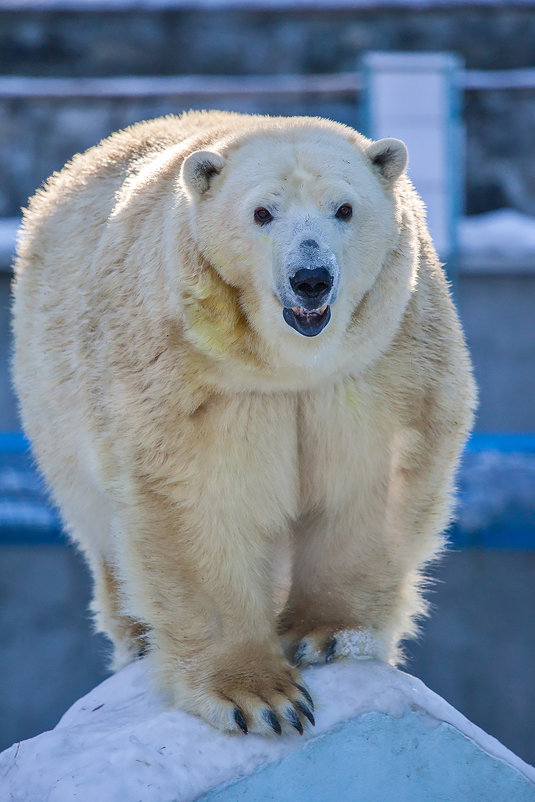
[0,432,63,543]
[1,432,534,547]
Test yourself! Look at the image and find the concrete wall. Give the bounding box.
[458,273,535,432]
[405,549,535,768]
[0,93,358,222]
[0,544,109,751]
[1,6,535,217]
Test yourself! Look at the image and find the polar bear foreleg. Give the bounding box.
[279,420,469,667]
[113,490,314,736]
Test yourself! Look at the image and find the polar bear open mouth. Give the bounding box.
[283,304,331,337]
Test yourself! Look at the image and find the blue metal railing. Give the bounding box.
[0,432,63,543]
[1,432,534,548]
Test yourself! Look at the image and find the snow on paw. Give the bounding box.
[282,626,384,667]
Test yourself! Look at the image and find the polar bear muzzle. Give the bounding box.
[282,265,333,335]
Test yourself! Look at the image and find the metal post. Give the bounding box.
[362,52,464,282]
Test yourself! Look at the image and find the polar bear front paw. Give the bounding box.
[173,650,315,737]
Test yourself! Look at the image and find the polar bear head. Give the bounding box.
[180,118,413,380]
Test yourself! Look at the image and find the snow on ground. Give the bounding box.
[1,658,534,801]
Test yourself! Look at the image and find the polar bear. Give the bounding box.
[12,110,476,736]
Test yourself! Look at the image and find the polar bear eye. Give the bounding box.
[335,204,353,221]
[254,207,274,225]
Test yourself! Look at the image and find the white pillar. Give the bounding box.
[362,52,463,267]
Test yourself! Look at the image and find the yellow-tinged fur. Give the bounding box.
[11,110,476,736]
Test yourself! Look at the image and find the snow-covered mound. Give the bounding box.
[1,659,534,801]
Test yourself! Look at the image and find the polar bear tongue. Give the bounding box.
[282,305,331,337]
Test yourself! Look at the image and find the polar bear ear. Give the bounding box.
[366,138,408,183]
[181,150,226,195]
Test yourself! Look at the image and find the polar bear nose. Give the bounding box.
[289,267,333,304]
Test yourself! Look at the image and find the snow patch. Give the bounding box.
[335,627,386,660]
[458,209,535,259]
